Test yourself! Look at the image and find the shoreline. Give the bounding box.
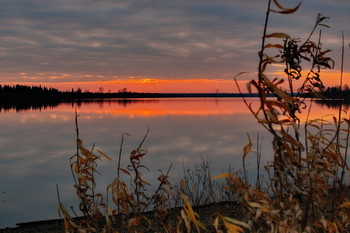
[0,201,242,233]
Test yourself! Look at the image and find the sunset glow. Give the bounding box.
[1,1,349,93]
[3,70,349,94]
[2,78,246,93]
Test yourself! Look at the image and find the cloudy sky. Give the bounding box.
[1,0,350,92]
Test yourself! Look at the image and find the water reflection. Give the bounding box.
[315,99,350,110]
[0,99,160,112]
[0,98,342,228]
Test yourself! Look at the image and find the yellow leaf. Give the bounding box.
[261,207,274,213]
[211,172,234,180]
[182,194,200,232]
[59,203,71,219]
[261,74,294,105]
[340,201,350,208]
[58,204,79,229]
[180,209,191,232]
[79,146,92,157]
[264,43,284,49]
[118,168,131,176]
[265,32,291,39]
[244,192,262,208]
[213,217,220,231]
[272,0,288,10]
[223,217,251,230]
[180,180,186,188]
[128,216,141,228]
[223,220,244,233]
[272,0,301,10]
[243,134,252,158]
[105,214,112,228]
[271,1,301,14]
[95,148,112,160]
[80,169,92,177]
[107,206,114,216]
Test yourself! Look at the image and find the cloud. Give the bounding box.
[0,0,349,84]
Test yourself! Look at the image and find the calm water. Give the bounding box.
[0,98,342,228]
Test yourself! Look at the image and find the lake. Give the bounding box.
[0,97,343,228]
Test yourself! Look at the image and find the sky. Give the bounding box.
[1,0,350,93]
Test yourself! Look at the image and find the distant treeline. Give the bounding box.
[0,84,158,100]
[0,84,260,112]
[0,84,259,99]
[313,85,350,109]
[0,84,162,111]
[323,85,350,99]
[0,85,60,111]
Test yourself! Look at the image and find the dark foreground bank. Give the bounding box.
[0,201,243,233]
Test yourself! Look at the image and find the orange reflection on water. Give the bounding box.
[44,98,255,119]
[51,98,347,122]
[68,98,252,117]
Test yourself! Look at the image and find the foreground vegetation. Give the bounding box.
[57,0,350,232]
